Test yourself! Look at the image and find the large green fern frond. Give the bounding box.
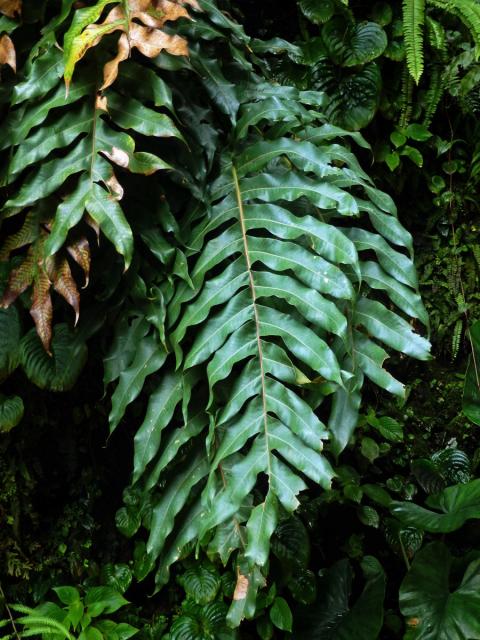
[129,90,428,623]
[97,3,431,627]
[403,0,426,84]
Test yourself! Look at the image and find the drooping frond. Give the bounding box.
[403,0,426,84]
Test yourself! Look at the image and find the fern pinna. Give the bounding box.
[103,4,430,626]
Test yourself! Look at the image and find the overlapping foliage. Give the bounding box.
[3,1,480,638]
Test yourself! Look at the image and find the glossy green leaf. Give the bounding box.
[147,455,209,561]
[133,372,183,482]
[85,183,134,270]
[109,334,166,434]
[108,92,184,141]
[322,17,387,66]
[12,47,64,105]
[355,298,430,360]
[270,597,292,632]
[391,478,480,532]
[299,0,335,24]
[400,542,480,640]
[295,556,385,638]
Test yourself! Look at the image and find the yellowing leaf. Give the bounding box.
[64,19,124,92]
[0,34,16,72]
[63,0,190,91]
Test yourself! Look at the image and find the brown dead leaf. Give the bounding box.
[103,144,130,169]
[48,256,80,325]
[181,0,200,9]
[129,22,188,58]
[95,94,108,111]
[98,0,189,89]
[0,34,16,72]
[30,269,53,353]
[106,173,124,200]
[66,236,90,288]
[233,574,249,601]
[154,0,190,27]
[0,0,21,18]
[101,33,130,90]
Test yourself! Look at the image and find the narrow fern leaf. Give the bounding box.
[403,0,426,83]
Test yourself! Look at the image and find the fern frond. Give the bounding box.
[127,86,429,607]
[402,0,426,83]
[399,65,415,127]
[94,6,431,627]
[451,319,463,360]
[428,0,480,51]
[422,66,445,126]
[426,16,447,55]
[472,244,480,270]
[16,628,68,638]
[14,616,72,640]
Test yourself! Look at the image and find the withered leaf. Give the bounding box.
[66,236,90,288]
[100,22,188,90]
[102,143,130,168]
[66,0,191,90]
[95,94,108,112]
[0,0,21,18]
[101,33,129,90]
[128,22,188,58]
[30,269,53,353]
[0,34,16,72]
[106,172,124,200]
[64,18,125,93]
[48,256,80,325]
[233,574,249,601]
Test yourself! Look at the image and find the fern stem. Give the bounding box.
[232,165,272,480]
[0,585,21,640]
